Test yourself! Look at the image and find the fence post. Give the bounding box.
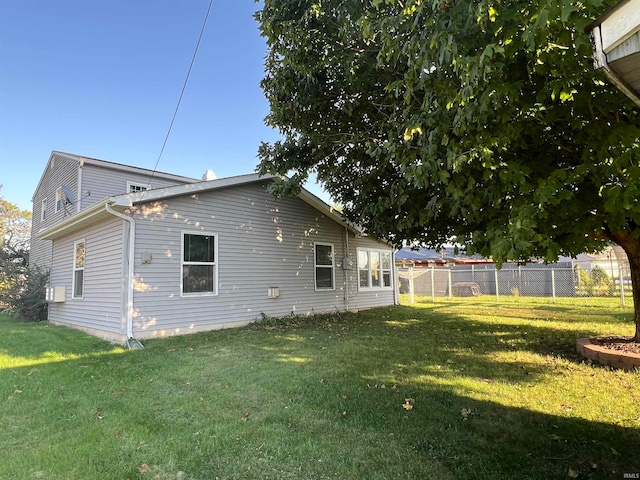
[551,269,556,303]
[409,267,414,305]
[431,266,435,302]
[448,269,452,300]
[619,263,626,307]
[494,269,499,301]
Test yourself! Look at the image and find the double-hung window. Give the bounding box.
[314,243,335,290]
[358,249,392,289]
[55,188,64,213]
[72,239,85,299]
[182,231,217,295]
[41,198,47,221]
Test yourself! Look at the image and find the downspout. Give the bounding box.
[344,227,350,311]
[105,203,143,349]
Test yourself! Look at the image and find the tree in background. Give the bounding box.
[0,187,48,321]
[256,0,640,340]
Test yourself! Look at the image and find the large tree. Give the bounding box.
[255,0,640,339]
[0,187,48,322]
[0,186,31,267]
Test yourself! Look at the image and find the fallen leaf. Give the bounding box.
[402,402,413,411]
[342,395,348,400]
[567,467,579,478]
[548,434,561,441]
[610,448,620,456]
[242,412,250,421]
[137,464,150,474]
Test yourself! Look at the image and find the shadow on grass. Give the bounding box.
[1,308,638,479]
[0,313,126,369]
[245,306,640,478]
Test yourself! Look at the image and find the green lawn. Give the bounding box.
[1,298,639,479]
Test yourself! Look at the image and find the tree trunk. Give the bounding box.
[611,233,640,342]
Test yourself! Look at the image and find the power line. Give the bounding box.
[145,0,214,190]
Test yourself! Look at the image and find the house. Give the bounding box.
[32,152,396,345]
[395,246,494,267]
[31,151,197,268]
[588,0,640,107]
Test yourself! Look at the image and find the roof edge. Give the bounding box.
[37,173,367,241]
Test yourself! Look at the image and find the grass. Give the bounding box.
[0,297,639,480]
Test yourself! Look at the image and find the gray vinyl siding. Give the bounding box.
[79,164,190,210]
[130,182,394,335]
[48,217,126,334]
[30,153,79,267]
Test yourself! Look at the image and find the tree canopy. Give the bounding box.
[256,0,640,339]
[0,186,31,266]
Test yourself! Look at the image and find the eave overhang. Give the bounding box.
[588,0,640,108]
[38,174,365,241]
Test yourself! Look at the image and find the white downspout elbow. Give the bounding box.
[105,203,140,347]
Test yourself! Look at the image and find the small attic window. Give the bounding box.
[127,182,148,193]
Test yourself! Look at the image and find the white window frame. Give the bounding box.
[357,248,393,290]
[72,239,85,299]
[314,242,335,291]
[127,181,149,193]
[181,230,218,297]
[55,188,64,213]
[41,198,47,222]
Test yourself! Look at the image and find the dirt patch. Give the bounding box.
[590,337,640,354]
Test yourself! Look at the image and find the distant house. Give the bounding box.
[395,247,494,267]
[32,152,396,345]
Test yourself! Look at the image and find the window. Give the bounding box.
[41,198,47,221]
[127,182,149,193]
[55,188,64,213]
[72,239,85,299]
[358,249,392,289]
[182,231,217,295]
[314,243,335,290]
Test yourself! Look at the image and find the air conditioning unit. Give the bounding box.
[46,286,66,303]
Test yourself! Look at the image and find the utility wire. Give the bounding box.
[144,0,214,190]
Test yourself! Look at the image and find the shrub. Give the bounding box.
[574,265,591,296]
[0,264,49,322]
[591,265,613,297]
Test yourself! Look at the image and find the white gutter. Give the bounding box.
[104,203,140,347]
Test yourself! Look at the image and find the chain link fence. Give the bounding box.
[397,262,632,306]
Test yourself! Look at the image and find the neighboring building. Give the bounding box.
[33,152,396,345]
[395,247,494,267]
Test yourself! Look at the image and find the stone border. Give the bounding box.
[577,338,640,371]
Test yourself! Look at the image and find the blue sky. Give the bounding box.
[0,0,327,212]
